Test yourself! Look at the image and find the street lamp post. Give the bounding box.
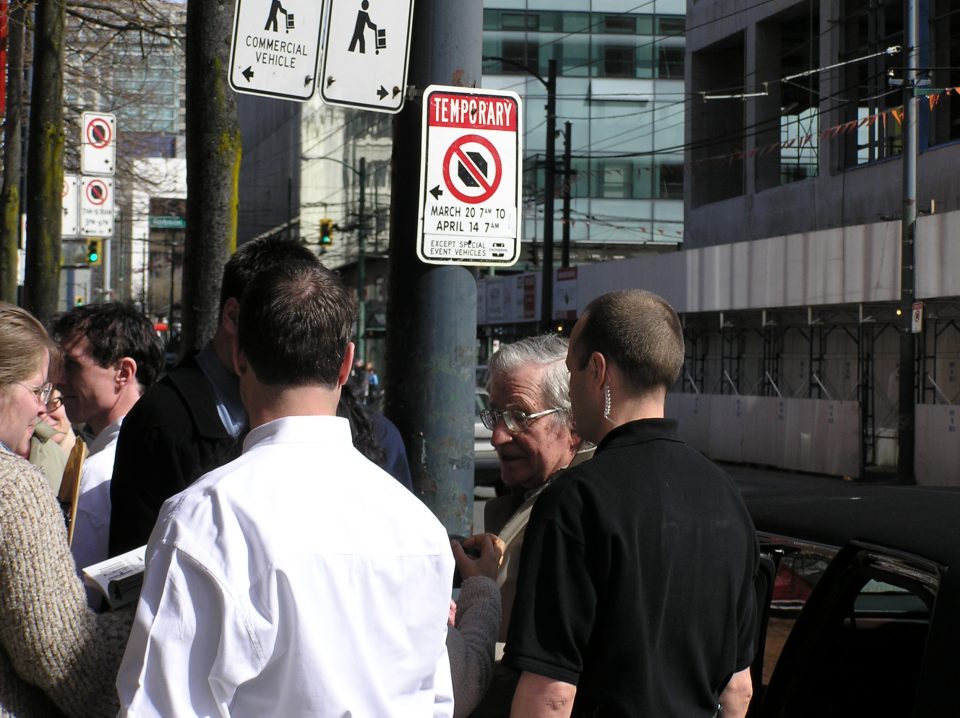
[302,154,368,360]
[483,55,557,331]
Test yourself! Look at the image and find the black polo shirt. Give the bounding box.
[503,418,758,717]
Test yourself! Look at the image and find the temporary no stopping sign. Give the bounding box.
[417,85,522,267]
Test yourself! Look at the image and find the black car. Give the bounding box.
[740,479,960,717]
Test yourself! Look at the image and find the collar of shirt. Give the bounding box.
[595,417,683,454]
[88,416,124,457]
[0,440,14,456]
[242,414,354,454]
[194,341,247,439]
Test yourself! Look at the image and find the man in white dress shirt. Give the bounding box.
[117,259,456,717]
[52,303,163,574]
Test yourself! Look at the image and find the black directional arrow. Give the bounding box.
[242,66,254,82]
[430,185,443,200]
[377,85,388,100]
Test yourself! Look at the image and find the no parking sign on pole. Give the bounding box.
[417,85,522,266]
[80,112,116,175]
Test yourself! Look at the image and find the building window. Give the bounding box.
[657,16,685,36]
[658,163,684,199]
[603,15,635,34]
[930,0,960,146]
[502,12,537,31]
[603,46,635,77]
[599,162,634,199]
[502,41,539,74]
[841,0,904,167]
[658,45,684,78]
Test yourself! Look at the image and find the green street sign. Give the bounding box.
[149,215,186,229]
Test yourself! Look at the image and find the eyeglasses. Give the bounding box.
[45,393,63,412]
[480,407,563,434]
[16,381,54,406]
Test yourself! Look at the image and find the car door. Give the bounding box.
[750,537,942,718]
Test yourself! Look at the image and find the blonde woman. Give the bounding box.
[0,302,131,717]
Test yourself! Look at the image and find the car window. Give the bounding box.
[761,545,835,685]
[475,390,489,415]
[757,539,939,718]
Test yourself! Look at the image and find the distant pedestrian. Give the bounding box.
[506,290,759,718]
[366,361,381,405]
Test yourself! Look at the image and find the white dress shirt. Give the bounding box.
[117,415,455,718]
[71,416,123,574]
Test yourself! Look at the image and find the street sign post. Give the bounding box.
[80,176,115,237]
[417,85,522,267]
[62,174,79,237]
[229,0,324,101]
[320,0,415,113]
[80,112,116,175]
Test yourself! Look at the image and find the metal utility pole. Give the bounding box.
[541,59,557,331]
[357,156,366,362]
[386,0,480,536]
[480,55,557,329]
[897,0,918,480]
[561,120,572,269]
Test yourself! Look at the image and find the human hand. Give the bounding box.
[451,533,505,581]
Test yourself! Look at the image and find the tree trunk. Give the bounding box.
[0,0,27,303]
[23,0,63,321]
[181,0,240,354]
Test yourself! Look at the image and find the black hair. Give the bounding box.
[51,302,164,389]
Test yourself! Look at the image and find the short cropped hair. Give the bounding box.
[219,237,318,315]
[51,303,164,390]
[0,303,59,387]
[574,290,684,394]
[238,260,357,387]
[488,334,573,429]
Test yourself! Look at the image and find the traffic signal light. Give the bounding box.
[320,219,334,247]
[86,239,102,266]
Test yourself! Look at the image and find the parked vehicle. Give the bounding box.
[740,480,960,716]
[474,388,499,484]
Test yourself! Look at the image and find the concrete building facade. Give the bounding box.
[678,0,960,483]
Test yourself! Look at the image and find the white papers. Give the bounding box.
[82,545,146,609]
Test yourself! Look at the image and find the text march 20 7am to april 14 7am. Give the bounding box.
[417,85,522,267]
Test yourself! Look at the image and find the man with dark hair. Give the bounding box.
[505,290,758,718]
[109,237,319,555]
[117,261,456,716]
[52,302,163,572]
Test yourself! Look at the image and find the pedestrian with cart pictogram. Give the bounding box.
[348,1,385,54]
[264,0,293,33]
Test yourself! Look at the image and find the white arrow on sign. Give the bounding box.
[320,0,415,113]
[229,0,324,102]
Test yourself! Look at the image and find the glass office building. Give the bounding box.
[481,1,686,264]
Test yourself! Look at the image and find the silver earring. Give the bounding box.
[603,384,612,420]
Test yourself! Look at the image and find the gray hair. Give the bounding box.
[488,334,573,429]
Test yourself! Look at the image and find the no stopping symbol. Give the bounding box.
[86,179,109,205]
[86,118,112,149]
[442,134,502,205]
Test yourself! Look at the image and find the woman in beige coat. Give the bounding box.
[0,302,131,717]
